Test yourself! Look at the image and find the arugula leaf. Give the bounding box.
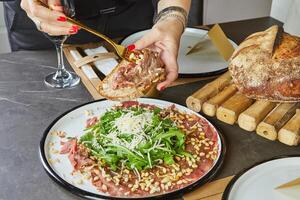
[164,154,175,165]
[79,104,188,171]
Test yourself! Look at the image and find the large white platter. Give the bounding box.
[121,28,238,77]
[39,98,225,199]
[223,156,300,200]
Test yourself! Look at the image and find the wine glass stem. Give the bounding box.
[54,42,65,77]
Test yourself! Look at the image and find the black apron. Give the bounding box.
[3,0,155,51]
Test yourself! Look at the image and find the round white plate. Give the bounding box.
[121,28,238,77]
[40,98,226,199]
[223,156,300,200]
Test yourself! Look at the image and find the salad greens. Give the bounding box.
[79,105,188,171]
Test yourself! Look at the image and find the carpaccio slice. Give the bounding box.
[112,49,165,90]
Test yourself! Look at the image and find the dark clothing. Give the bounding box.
[2,0,154,51]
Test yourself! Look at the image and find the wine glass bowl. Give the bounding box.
[44,0,80,88]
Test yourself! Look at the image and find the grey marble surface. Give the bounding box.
[0,50,299,200]
[0,50,91,200]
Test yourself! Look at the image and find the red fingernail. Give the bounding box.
[160,86,165,91]
[72,25,79,31]
[127,44,135,51]
[57,16,67,22]
[69,28,78,34]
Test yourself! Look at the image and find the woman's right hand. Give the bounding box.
[20,0,79,36]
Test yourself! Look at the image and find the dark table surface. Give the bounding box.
[0,17,299,200]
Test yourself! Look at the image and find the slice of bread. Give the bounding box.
[99,49,165,101]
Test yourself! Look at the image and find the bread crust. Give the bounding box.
[229,25,300,102]
[98,49,165,101]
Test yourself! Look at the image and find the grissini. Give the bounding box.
[278,109,300,146]
[216,93,254,125]
[256,102,298,141]
[238,100,277,132]
[202,84,237,117]
[186,72,231,112]
[98,48,166,101]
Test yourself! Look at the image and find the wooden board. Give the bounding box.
[63,44,104,100]
[183,176,234,200]
[186,73,300,146]
[63,42,210,100]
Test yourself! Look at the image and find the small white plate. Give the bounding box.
[121,28,238,77]
[223,156,300,200]
[39,98,226,199]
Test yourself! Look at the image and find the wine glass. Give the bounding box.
[44,0,80,88]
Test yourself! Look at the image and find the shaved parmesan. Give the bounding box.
[104,110,156,151]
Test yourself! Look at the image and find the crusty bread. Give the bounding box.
[98,49,165,101]
[229,25,300,102]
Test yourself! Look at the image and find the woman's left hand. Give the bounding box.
[134,18,184,91]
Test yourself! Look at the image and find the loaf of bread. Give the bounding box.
[229,25,300,102]
[99,48,165,101]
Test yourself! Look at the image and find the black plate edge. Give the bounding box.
[222,154,300,200]
[178,68,228,78]
[118,28,229,79]
[39,98,227,200]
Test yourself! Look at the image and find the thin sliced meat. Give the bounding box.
[183,119,197,130]
[198,159,213,173]
[73,154,93,170]
[60,139,77,154]
[68,152,77,168]
[61,139,93,170]
[198,118,218,142]
[112,49,164,90]
[91,171,130,196]
[86,117,98,128]
[121,101,139,108]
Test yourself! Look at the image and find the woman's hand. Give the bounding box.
[134,18,184,91]
[20,0,79,36]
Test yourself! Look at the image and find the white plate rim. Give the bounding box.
[39,98,226,200]
[222,155,300,200]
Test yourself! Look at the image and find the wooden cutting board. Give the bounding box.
[183,176,234,200]
[63,42,212,100]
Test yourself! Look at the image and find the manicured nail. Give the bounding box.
[160,86,166,91]
[69,25,80,34]
[72,25,79,31]
[127,44,135,51]
[69,30,77,34]
[57,16,67,22]
[69,28,78,34]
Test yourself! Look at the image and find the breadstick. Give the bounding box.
[278,109,300,146]
[256,103,298,141]
[202,84,237,117]
[238,100,277,131]
[186,72,231,112]
[216,93,254,125]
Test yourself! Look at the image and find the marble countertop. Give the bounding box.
[0,50,299,200]
[0,50,91,200]
[1,17,299,200]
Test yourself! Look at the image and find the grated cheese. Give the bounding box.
[104,110,160,151]
[114,111,153,135]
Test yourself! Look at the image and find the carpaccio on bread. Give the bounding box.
[99,49,166,101]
